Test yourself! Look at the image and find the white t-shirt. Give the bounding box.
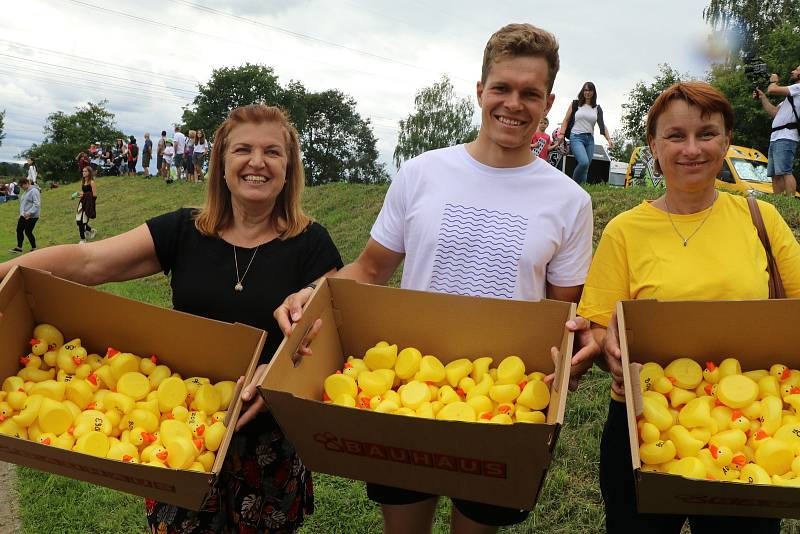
[173,132,187,154]
[163,146,174,165]
[194,141,208,154]
[572,105,597,136]
[371,145,593,300]
[27,165,37,184]
[770,83,800,142]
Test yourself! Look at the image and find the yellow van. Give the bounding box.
[625,145,798,197]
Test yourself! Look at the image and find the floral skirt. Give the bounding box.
[146,412,313,534]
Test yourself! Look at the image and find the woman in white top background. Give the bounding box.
[26,158,37,185]
[555,81,614,183]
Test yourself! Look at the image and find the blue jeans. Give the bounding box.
[570,132,594,184]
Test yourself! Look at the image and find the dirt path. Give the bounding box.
[0,461,22,534]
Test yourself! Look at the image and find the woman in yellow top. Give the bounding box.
[578,81,800,533]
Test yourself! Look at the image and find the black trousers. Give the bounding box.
[77,220,92,239]
[600,399,781,533]
[16,216,37,248]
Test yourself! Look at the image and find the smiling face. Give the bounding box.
[649,99,730,193]
[476,55,555,155]
[223,121,288,208]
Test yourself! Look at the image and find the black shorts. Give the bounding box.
[174,153,184,168]
[366,482,529,527]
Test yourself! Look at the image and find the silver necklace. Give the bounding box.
[663,191,718,247]
[233,245,260,291]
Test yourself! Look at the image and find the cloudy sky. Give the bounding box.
[0,0,718,173]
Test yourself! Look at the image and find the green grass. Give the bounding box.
[4,177,800,533]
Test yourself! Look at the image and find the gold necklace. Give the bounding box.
[663,191,718,247]
[233,245,260,291]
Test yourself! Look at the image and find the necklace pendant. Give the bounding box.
[683,240,688,247]
[234,282,244,291]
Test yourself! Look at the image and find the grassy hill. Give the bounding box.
[3,176,800,533]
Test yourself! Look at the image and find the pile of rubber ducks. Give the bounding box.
[0,323,235,472]
[322,341,551,424]
[637,357,800,486]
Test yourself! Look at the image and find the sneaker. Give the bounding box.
[87,229,97,239]
[9,247,22,253]
[79,240,86,244]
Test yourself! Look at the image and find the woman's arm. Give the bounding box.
[0,224,162,285]
[91,180,97,197]
[553,105,573,146]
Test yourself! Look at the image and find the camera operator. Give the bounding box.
[755,64,800,197]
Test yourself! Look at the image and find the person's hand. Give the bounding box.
[545,316,601,391]
[78,192,83,198]
[754,88,765,100]
[604,312,625,397]
[274,287,324,358]
[770,73,780,83]
[607,139,614,150]
[236,363,269,431]
[23,213,29,219]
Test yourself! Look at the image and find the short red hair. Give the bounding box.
[646,81,733,144]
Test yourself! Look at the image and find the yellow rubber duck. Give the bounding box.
[157,376,188,413]
[213,381,236,410]
[414,355,446,383]
[192,384,221,414]
[716,374,759,409]
[664,358,703,390]
[32,324,64,352]
[394,348,422,380]
[496,356,525,385]
[444,359,473,388]
[702,361,720,384]
[470,357,493,383]
[363,343,398,371]
[718,358,742,378]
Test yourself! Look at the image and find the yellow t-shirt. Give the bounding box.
[577,192,800,327]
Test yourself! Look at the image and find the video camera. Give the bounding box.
[743,54,770,90]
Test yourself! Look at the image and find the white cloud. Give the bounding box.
[1,0,714,170]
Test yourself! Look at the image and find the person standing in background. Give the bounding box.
[10,177,40,253]
[173,126,187,181]
[127,136,139,177]
[185,130,197,183]
[26,158,38,185]
[142,133,153,178]
[554,81,614,184]
[157,130,167,178]
[193,130,209,181]
[76,166,98,243]
[531,117,551,160]
[162,140,175,183]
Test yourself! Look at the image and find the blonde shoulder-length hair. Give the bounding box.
[194,105,311,239]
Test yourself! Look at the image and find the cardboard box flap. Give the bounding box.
[619,299,800,367]
[262,281,342,400]
[328,278,572,369]
[14,267,266,381]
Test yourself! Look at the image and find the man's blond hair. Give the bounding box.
[481,23,560,92]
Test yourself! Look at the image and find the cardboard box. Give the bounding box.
[618,298,800,519]
[258,278,574,510]
[0,266,265,510]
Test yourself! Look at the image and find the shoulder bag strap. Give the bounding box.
[747,196,786,299]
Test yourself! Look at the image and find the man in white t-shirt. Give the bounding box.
[173,126,187,181]
[756,64,800,196]
[272,23,599,533]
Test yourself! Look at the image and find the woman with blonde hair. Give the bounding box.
[0,104,343,532]
[579,81,800,533]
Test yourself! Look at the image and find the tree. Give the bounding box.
[182,64,286,137]
[393,75,478,168]
[704,0,800,56]
[183,65,387,185]
[302,90,388,185]
[0,109,5,148]
[619,64,686,147]
[709,21,800,157]
[23,101,124,182]
[0,162,24,177]
[607,128,635,163]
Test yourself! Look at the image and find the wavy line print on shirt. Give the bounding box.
[429,203,527,299]
[444,207,528,230]
[435,233,524,252]
[440,225,525,244]
[429,270,512,292]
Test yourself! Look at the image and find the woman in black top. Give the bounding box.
[76,166,97,243]
[0,105,343,533]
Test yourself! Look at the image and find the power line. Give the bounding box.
[0,38,199,86]
[62,0,470,84]
[0,54,197,98]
